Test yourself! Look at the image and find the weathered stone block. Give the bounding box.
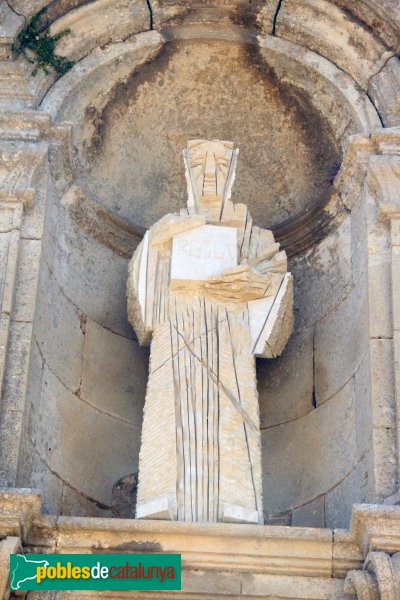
[13,239,41,323]
[241,572,345,598]
[80,319,148,426]
[291,216,352,329]
[370,338,395,429]
[7,0,48,20]
[354,350,373,458]
[350,187,368,285]
[372,425,397,498]
[275,0,393,90]
[314,284,369,404]
[292,496,325,528]
[182,570,242,595]
[50,203,134,339]
[33,262,84,391]
[36,365,139,506]
[392,245,400,332]
[325,450,374,529]
[1,229,20,316]
[29,450,63,516]
[262,378,357,515]
[368,254,393,339]
[52,0,150,62]
[0,409,23,486]
[2,321,33,413]
[60,485,111,518]
[0,3,24,46]
[368,57,400,127]
[258,325,313,428]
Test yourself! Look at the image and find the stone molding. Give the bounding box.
[0,110,71,488]
[1,1,399,125]
[344,552,400,600]
[2,491,400,599]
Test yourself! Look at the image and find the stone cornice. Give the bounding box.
[3,491,400,578]
[3,491,400,598]
[349,505,400,556]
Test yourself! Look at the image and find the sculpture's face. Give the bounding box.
[185,140,235,213]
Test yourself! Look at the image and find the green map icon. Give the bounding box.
[11,554,49,590]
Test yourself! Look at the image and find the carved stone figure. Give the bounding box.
[127,140,294,524]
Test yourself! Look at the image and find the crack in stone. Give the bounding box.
[272,0,284,36]
[4,0,25,20]
[34,337,137,428]
[261,347,368,431]
[146,0,154,30]
[265,445,371,521]
[368,52,399,87]
[28,438,111,511]
[43,258,135,342]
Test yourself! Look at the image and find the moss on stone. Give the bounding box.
[12,8,75,76]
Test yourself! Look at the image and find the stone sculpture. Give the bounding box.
[127,140,294,524]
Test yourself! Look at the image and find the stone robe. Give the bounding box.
[127,201,293,524]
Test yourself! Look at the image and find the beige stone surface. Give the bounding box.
[258,325,314,429]
[4,489,400,599]
[275,0,394,90]
[367,254,393,340]
[0,4,23,54]
[325,451,374,530]
[80,319,148,425]
[290,216,353,329]
[51,0,150,62]
[262,378,357,518]
[314,284,369,405]
[170,224,237,282]
[368,58,400,127]
[370,339,397,499]
[51,190,137,339]
[34,262,85,392]
[1,321,32,414]
[0,535,21,599]
[48,34,343,250]
[354,351,373,459]
[292,496,325,529]
[128,141,293,524]
[33,365,138,507]
[12,238,41,323]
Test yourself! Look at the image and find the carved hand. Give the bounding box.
[205,264,273,302]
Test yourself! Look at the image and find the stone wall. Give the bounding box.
[17,182,149,515]
[260,192,374,527]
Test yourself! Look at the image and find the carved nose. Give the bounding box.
[204,152,216,178]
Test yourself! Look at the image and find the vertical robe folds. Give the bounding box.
[128,202,293,524]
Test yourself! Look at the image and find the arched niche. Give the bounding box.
[17,18,385,526]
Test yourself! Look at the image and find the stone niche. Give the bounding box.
[1,0,395,532]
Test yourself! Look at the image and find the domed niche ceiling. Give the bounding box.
[73,38,340,241]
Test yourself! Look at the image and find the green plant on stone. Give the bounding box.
[12,7,75,76]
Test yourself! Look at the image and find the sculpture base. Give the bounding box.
[136,497,262,524]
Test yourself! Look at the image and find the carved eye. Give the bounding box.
[190,157,206,168]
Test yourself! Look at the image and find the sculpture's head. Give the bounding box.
[183,139,238,217]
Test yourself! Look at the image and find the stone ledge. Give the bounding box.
[3,490,400,599]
